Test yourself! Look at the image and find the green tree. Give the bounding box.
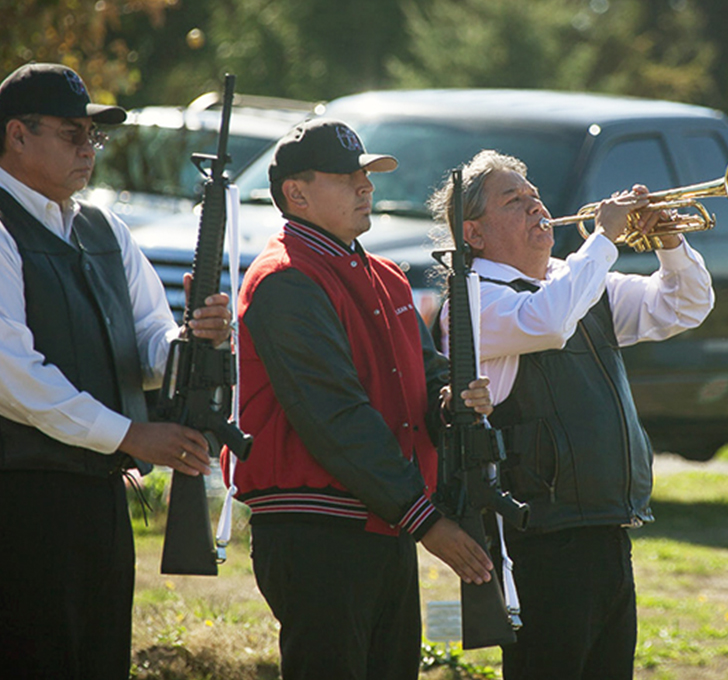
[388,0,717,107]
[101,0,728,111]
[5,0,723,112]
[203,0,414,101]
[693,0,728,111]
[0,0,171,102]
[105,0,214,108]
[563,0,718,105]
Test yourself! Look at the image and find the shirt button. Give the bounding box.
[350,260,358,268]
[373,309,381,316]
[392,367,397,373]
[403,422,409,428]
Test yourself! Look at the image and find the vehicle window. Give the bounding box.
[586,136,677,203]
[681,131,728,255]
[611,132,728,279]
[93,126,271,200]
[235,120,582,217]
[684,131,728,179]
[356,122,580,217]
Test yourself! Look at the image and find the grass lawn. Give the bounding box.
[129,457,728,679]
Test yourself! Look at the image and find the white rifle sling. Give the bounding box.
[216,183,244,552]
[468,270,522,628]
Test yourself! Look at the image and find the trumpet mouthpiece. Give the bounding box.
[539,218,551,230]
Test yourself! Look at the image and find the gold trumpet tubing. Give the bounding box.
[643,169,728,204]
[540,204,597,230]
[624,199,714,232]
[613,200,713,253]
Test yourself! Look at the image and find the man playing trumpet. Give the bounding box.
[430,149,714,680]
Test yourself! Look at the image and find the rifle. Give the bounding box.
[432,168,529,649]
[157,73,253,576]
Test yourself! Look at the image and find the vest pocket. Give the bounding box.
[503,417,568,504]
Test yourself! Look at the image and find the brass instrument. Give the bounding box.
[541,166,728,252]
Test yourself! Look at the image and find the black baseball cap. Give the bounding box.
[0,63,126,125]
[268,118,398,182]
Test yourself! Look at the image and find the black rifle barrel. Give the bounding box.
[184,73,236,324]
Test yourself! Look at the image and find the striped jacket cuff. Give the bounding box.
[399,494,442,541]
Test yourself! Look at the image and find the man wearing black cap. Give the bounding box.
[221,118,494,679]
[0,63,231,679]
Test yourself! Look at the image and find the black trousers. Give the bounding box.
[0,470,135,680]
[501,525,637,680]
[251,521,422,680]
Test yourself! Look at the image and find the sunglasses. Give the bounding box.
[21,119,109,150]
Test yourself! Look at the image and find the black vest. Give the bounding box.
[0,190,149,476]
[487,278,654,532]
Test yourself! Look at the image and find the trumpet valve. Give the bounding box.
[622,230,661,253]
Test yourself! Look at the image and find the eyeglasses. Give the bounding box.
[21,119,109,150]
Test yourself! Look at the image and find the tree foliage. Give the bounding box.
[387,0,719,107]
[124,0,414,104]
[0,0,172,103]
[1,0,728,112]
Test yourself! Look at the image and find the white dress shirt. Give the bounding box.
[0,166,179,454]
[441,232,715,405]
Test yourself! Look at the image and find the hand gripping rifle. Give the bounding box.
[157,73,253,576]
[432,169,529,648]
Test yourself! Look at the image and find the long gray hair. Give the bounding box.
[428,150,528,237]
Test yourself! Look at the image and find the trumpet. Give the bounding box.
[540,167,728,252]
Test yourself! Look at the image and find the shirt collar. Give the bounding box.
[0,165,80,243]
[471,256,558,286]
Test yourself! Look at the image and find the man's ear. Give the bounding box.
[463,219,486,251]
[282,179,308,210]
[4,119,26,151]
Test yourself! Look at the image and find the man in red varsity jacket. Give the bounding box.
[221,119,493,679]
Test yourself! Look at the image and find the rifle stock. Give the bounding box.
[433,168,529,649]
[459,511,516,648]
[158,73,253,576]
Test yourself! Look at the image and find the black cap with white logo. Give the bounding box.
[0,63,126,125]
[269,118,398,182]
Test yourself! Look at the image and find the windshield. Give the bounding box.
[92,125,272,200]
[235,119,583,217]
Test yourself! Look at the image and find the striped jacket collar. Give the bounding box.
[283,216,367,259]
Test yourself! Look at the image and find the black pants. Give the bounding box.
[0,470,135,680]
[501,525,636,680]
[251,521,421,680]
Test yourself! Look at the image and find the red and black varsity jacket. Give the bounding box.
[221,219,448,539]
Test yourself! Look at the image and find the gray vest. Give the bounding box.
[487,278,654,532]
[0,190,149,476]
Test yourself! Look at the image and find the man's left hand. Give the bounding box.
[182,272,232,345]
